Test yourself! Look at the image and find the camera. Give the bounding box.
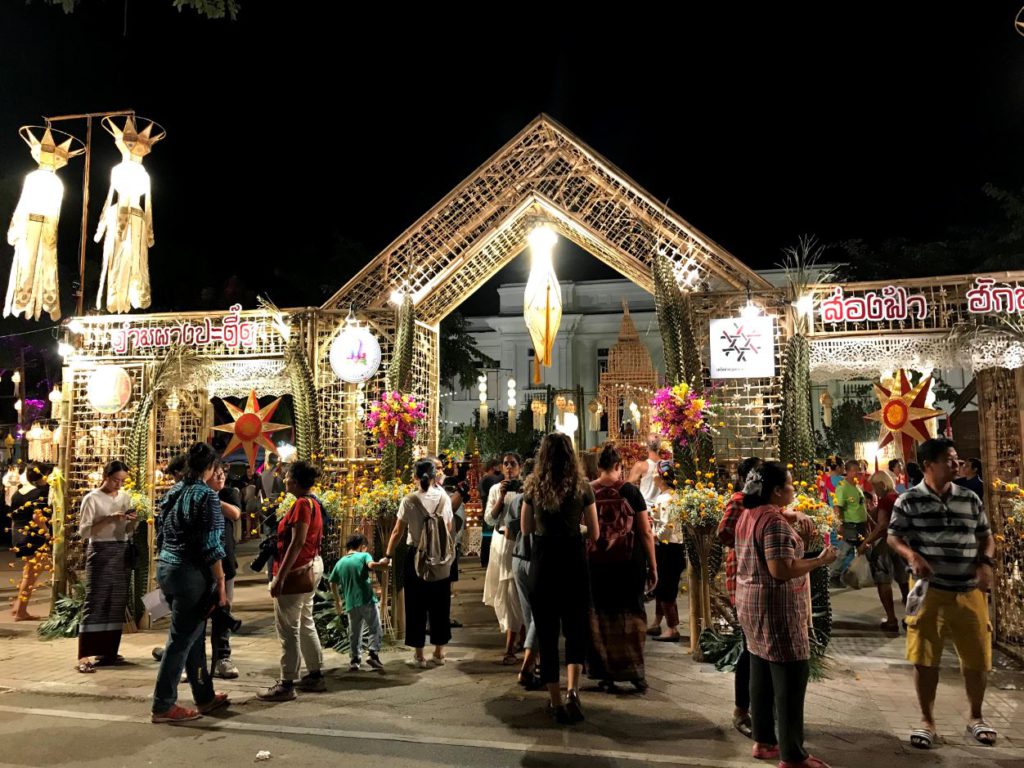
[249,532,277,573]
[213,605,242,633]
[505,479,523,493]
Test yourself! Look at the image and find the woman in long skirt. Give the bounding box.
[77,460,135,673]
[587,443,657,692]
[482,452,525,664]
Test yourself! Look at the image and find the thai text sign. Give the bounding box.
[110,304,258,354]
[709,316,776,378]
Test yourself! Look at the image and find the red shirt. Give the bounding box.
[273,496,322,576]
[717,491,746,606]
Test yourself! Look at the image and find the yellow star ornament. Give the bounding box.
[212,390,290,471]
[864,369,943,463]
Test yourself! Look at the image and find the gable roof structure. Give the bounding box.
[323,115,769,326]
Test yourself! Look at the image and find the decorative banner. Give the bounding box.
[329,325,382,383]
[709,316,776,379]
[212,390,290,471]
[819,286,928,324]
[864,369,943,463]
[965,277,1024,314]
[86,365,133,414]
[109,304,258,354]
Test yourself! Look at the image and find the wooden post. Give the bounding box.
[687,561,700,654]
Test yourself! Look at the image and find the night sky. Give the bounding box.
[2,2,1024,327]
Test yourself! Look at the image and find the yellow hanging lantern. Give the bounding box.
[523,224,562,384]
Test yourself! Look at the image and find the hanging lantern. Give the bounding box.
[819,390,833,428]
[95,116,166,313]
[3,126,84,322]
[477,375,488,430]
[40,424,53,462]
[530,399,547,431]
[51,425,62,460]
[87,365,132,414]
[587,399,603,432]
[26,423,44,461]
[506,377,517,434]
[523,224,562,384]
[164,389,181,445]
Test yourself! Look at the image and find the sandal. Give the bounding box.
[966,720,997,746]
[95,654,127,666]
[501,653,519,666]
[76,661,96,674]
[910,727,937,749]
[733,711,753,739]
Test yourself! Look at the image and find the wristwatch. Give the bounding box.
[977,554,995,568]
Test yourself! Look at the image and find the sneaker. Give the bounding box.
[214,658,239,679]
[257,681,297,701]
[197,692,230,715]
[297,672,326,692]
[430,654,447,666]
[367,653,385,671]
[348,662,362,672]
[152,704,201,724]
[407,656,429,669]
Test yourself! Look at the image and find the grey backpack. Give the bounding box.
[409,494,454,582]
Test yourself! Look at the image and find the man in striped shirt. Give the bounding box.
[888,438,997,749]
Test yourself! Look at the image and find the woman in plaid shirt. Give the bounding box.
[735,462,837,768]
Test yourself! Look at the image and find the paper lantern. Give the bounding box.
[330,325,382,383]
[87,365,132,414]
[523,225,562,384]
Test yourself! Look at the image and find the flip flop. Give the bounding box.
[76,661,96,674]
[501,653,519,666]
[733,712,753,739]
[910,727,937,749]
[966,720,997,746]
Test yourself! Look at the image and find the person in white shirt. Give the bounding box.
[647,460,686,642]
[77,460,136,672]
[382,459,454,668]
[483,453,526,664]
[628,437,665,506]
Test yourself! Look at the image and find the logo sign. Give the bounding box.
[87,365,133,414]
[709,317,776,379]
[330,326,382,383]
[109,304,258,354]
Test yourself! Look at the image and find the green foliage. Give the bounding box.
[816,390,876,459]
[653,253,685,386]
[126,523,150,625]
[38,0,240,18]
[473,408,543,460]
[779,334,815,474]
[312,588,350,654]
[383,295,415,480]
[38,582,85,639]
[438,426,468,459]
[439,313,496,391]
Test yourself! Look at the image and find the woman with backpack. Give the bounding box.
[258,460,326,702]
[521,433,600,725]
[383,458,454,668]
[587,443,657,692]
[483,452,526,665]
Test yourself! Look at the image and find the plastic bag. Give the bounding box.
[841,553,873,589]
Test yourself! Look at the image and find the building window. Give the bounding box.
[597,348,609,375]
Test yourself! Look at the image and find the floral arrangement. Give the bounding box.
[650,382,717,446]
[789,481,836,551]
[351,478,411,521]
[663,482,727,529]
[122,475,154,521]
[991,479,1024,544]
[366,391,427,450]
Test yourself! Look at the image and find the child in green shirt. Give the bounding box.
[328,533,389,671]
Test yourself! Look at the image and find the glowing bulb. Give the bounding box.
[527,224,557,256]
[67,318,85,334]
[57,341,75,358]
[507,397,517,409]
[794,294,813,318]
[11,371,21,385]
[740,301,761,319]
[48,386,62,404]
[507,379,516,390]
[478,392,487,403]
[477,382,487,393]
[389,289,404,306]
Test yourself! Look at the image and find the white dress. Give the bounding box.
[481,483,524,634]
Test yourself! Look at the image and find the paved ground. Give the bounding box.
[0,548,1021,768]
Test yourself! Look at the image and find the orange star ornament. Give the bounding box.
[212,390,290,471]
[864,370,943,463]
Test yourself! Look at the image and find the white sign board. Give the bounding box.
[709,316,776,379]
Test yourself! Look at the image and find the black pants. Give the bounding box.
[529,535,590,685]
[749,653,809,763]
[735,644,751,710]
[403,550,451,648]
[480,533,492,568]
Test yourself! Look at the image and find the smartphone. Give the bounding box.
[823,531,831,548]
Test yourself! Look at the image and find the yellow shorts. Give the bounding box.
[905,586,991,671]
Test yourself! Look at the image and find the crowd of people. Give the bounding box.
[11,429,996,764]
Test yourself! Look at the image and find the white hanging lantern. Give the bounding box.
[86,365,132,414]
[478,374,488,429]
[507,377,517,433]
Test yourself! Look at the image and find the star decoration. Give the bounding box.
[212,390,290,471]
[865,370,943,462]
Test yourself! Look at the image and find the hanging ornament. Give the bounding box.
[507,378,517,434]
[523,224,562,384]
[865,369,944,463]
[819,390,834,428]
[530,399,547,431]
[164,389,181,445]
[4,126,84,322]
[212,390,290,471]
[587,398,603,432]
[478,375,488,430]
[95,115,165,313]
[26,423,43,461]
